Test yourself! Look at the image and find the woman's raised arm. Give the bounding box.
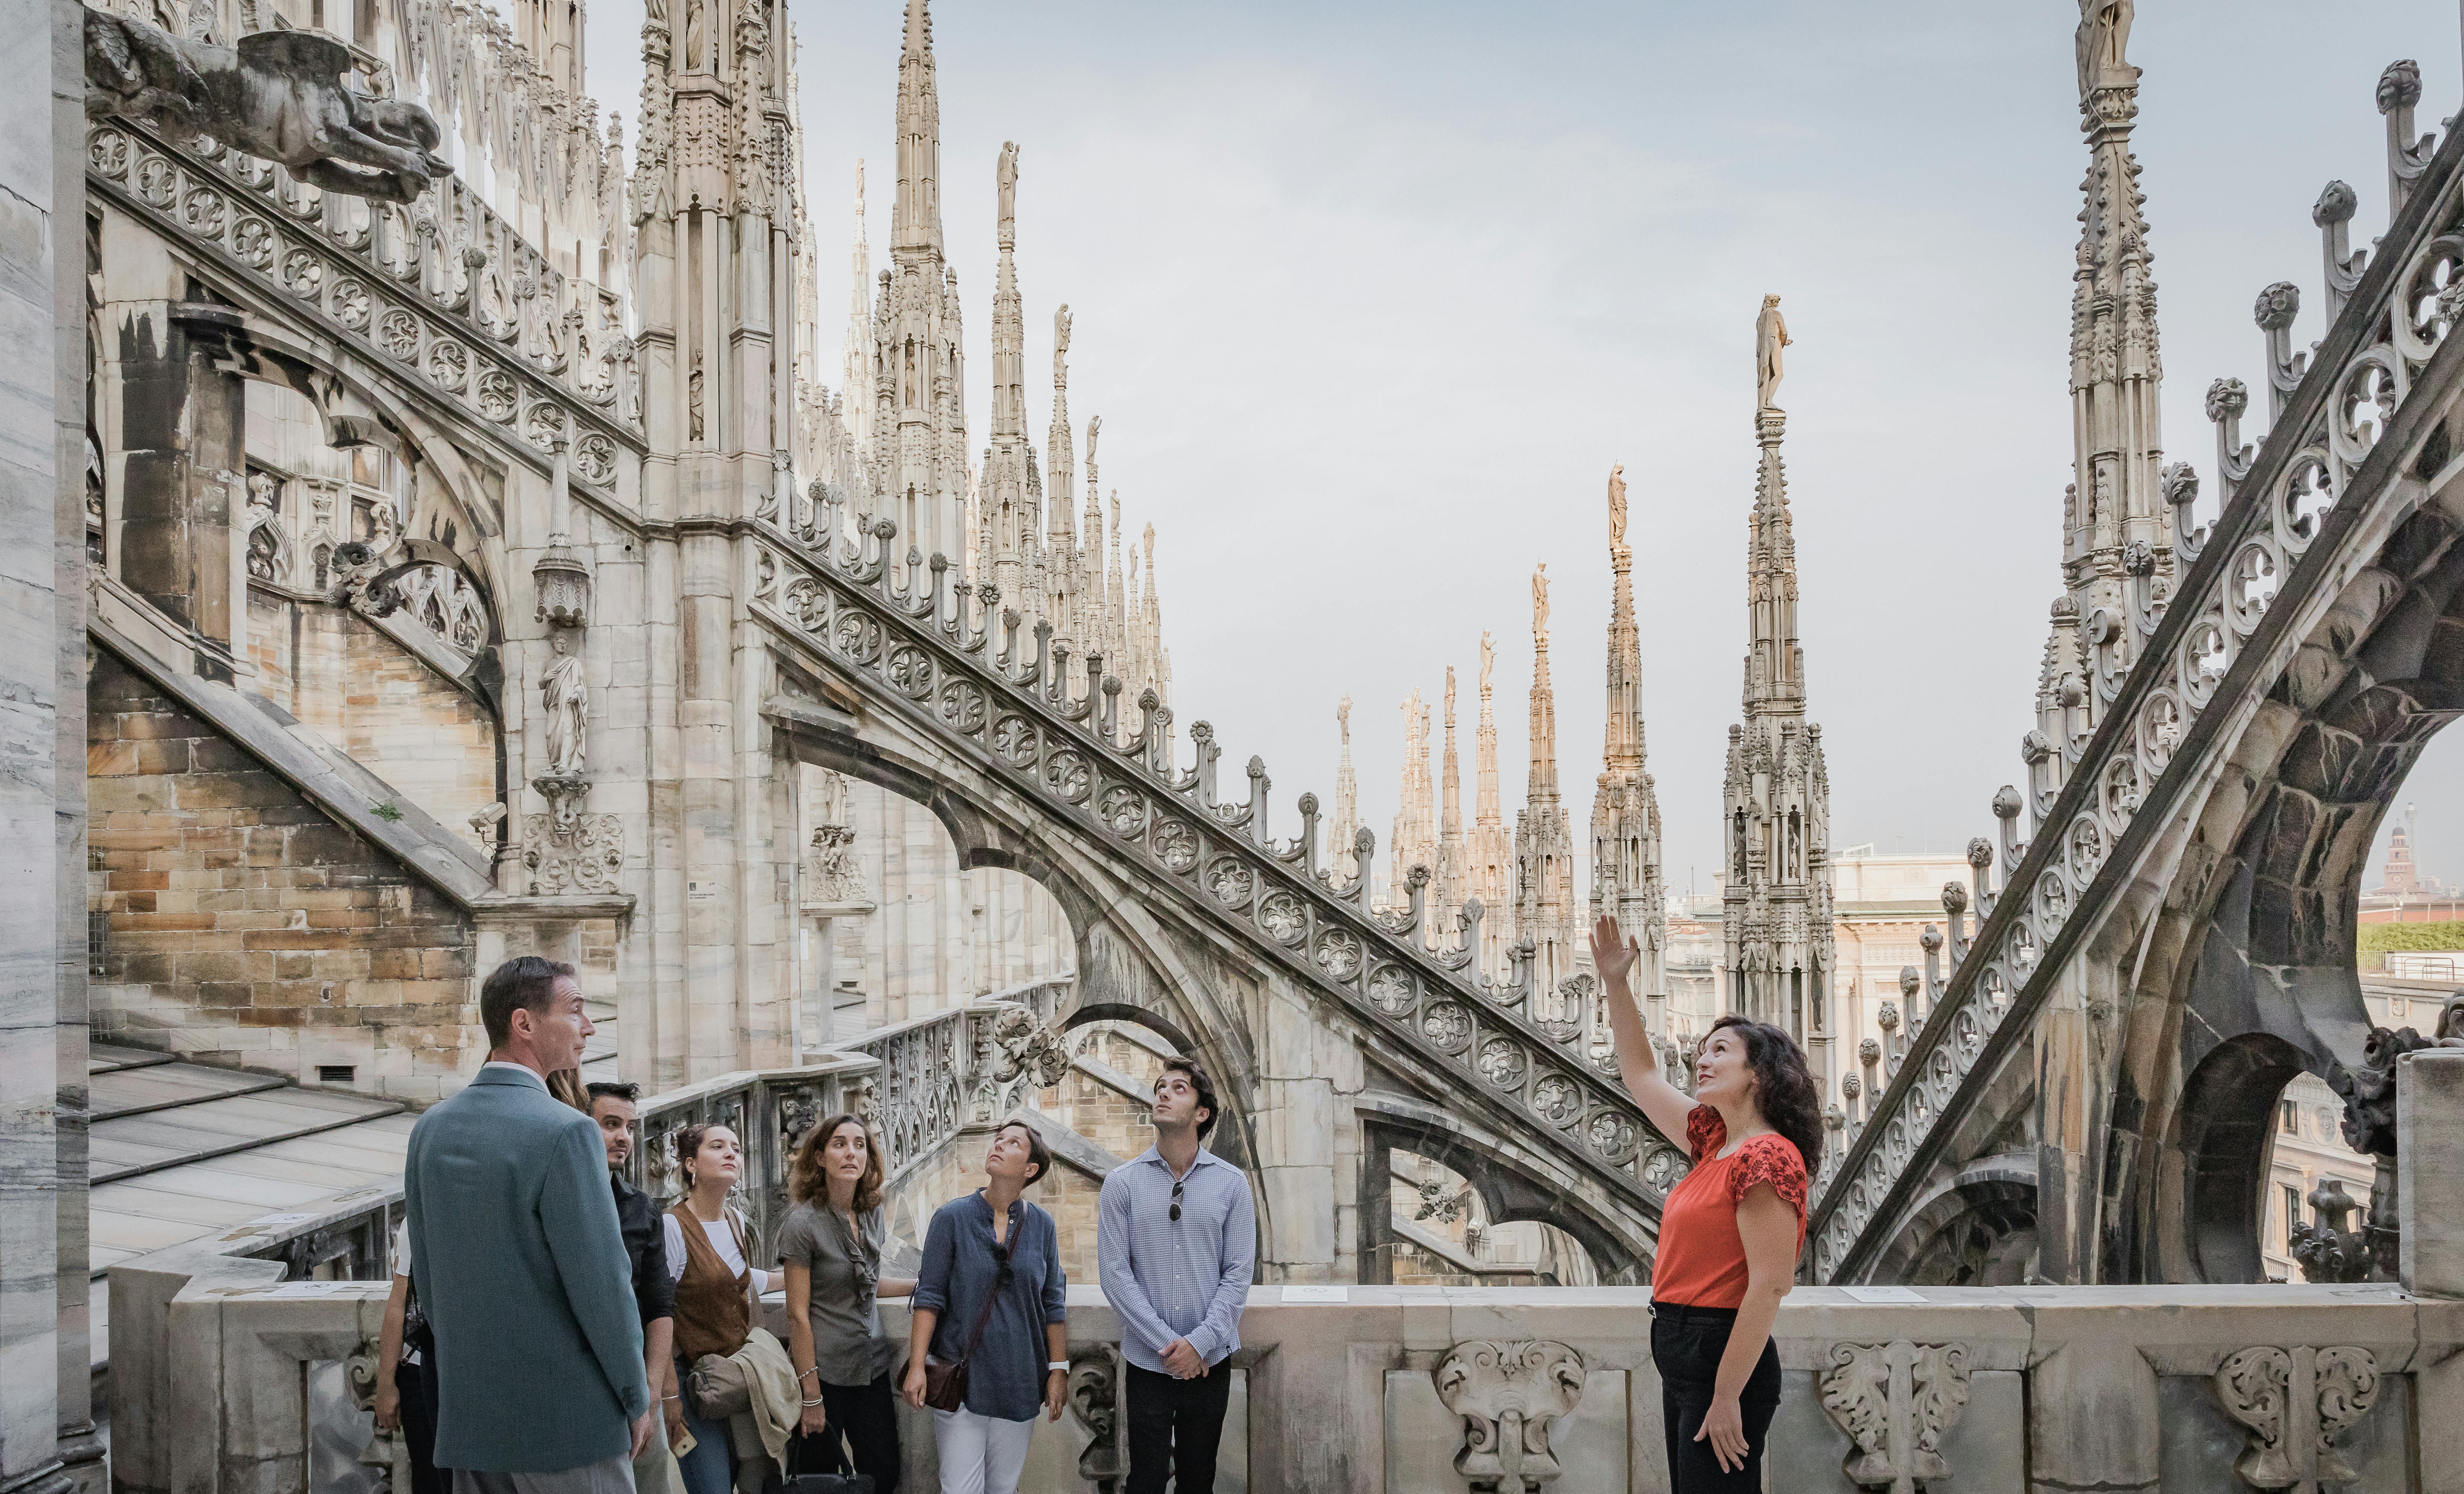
[1589,914,1697,1146]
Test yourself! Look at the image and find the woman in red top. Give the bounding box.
[1592,914,1822,1491]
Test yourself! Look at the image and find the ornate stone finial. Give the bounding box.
[2289,1178,2371,1283]
[1899,966,1920,998]
[2206,377,2250,422]
[1818,1340,1974,1493]
[2254,281,2302,332]
[84,10,453,202]
[1433,1340,1586,1492]
[2214,1345,2380,1490]
[2377,58,2423,115]
[2312,179,2359,228]
[534,544,593,627]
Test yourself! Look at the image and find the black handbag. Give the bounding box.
[773,1430,872,1494]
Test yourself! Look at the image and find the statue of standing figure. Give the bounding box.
[1479,631,1495,696]
[540,630,589,777]
[1337,694,1351,743]
[1756,294,1792,411]
[1531,563,1550,639]
[997,141,1019,241]
[1607,463,1627,546]
[2077,0,2133,94]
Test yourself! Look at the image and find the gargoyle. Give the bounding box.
[86,10,451,203]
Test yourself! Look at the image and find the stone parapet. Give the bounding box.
[143,1282,2464,1494]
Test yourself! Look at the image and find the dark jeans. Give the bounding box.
[673,1355,734,1494]
[810,1374,903,1490]
[1125,1361,1234,1494]
[1650,1303,1782,1493]
[398,1356,446,1494]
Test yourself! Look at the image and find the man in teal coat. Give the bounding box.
[407,956,656,1487]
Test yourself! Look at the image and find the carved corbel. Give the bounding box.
[2215,1344,2380,1491]
[987,1005,1070,1090]
[1817,1340,1972,1494]
[1066,1348,1125,1493]
[1433,1339,1586,1493]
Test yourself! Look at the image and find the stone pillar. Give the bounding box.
[2399,1047,2464,1297]
[112,299,248,677]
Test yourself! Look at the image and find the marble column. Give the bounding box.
[0,0,78,1489]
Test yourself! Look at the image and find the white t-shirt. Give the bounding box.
[392,1220,414,1278]
[663,1208,771,1294]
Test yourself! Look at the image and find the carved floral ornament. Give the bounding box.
[2215,1344,2380,1493]
[1817,1340,1972,1494]
[1817,82,2464,1280]
[1434,1340,1586,1493]
[741,530,1677,1222]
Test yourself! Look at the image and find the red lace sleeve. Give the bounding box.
[1685,1105,1724,1164]
[1727,1134,1809,1222]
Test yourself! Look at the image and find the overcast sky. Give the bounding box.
[582,0,2464,898]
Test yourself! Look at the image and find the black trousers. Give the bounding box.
[809,1373,902,1490]
[1124,1361,1234,1494]
[398,1356,447,1494]
[1650,1303,1782,1493]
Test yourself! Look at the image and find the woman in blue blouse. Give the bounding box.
[901,1120,1068,1494]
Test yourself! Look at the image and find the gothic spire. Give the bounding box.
[1516,563,1578,999]
[892,0,943,259]
[982,141,1034,612]
[1471,630,1512,984]
[1590,462,1665,1000]
[843,160,872,461]
[1048,306,1074,549]
[1742,398,1804,716]
[2039,0,2168,760]
[1333,696,1360,882]
[1436,665,1468,942]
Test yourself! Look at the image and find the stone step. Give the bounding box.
[90,1060,289,1121]
[92,1085,404,1184]
[89,1111,414,1277]
[89,1042,178,1074]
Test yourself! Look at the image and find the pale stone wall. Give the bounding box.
[87,649,481,1100]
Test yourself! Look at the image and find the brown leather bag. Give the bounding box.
[922,1252,1008,1412]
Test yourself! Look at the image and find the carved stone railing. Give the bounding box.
[747,502,1686,1242]
[1811,58,2464,1281]
[627,980,1069,1247]
[148,1282,2464,1492]
[86,117,643,482]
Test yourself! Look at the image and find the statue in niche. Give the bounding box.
[2077,0,2132,94]
[688,358,705,443]
[1732,810,1748,881]
[1531,563,1549,639]
[84,10,451,203]
[684,0,706,70]
[1755,293,1791,411]
[996,141,1019,239]
[540,630,589,777]
[1786,812,1802,881]
[1607,462,1627,546]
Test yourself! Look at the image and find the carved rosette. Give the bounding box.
[1817,1339,1972,1493]
[1433,1339,1586,1492]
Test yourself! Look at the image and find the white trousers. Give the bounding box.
[931,1406,1033,1494]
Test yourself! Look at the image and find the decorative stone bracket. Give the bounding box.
[1817,1339,1973,1494]
[988,1005,1071,1089]
[2214,1344,2380,1493]
[1433,1339,1585,1492]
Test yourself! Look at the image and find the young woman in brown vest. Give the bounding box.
[663,1122,772,1494]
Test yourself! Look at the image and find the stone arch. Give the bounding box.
[1869,1154,2038,1286]
[1354,1092,1649,1286]
[2113,504,2464,1280]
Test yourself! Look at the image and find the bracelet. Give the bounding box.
[1047,1361,1069,1373]
[661,1395,679,1403]
[800,1397,824,1407]
[797,1367,820,1382]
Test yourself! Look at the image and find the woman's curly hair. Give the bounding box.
[1706,1014,1824,1180]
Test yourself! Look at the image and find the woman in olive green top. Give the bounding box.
[777,1114,913,1487]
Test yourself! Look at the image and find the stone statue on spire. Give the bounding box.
[2077,0,2133,94]
[1608,463,1628,547]
[997,139,1019,243]
[1479,631,1495,695]
[1053,304,1071,384]
[1532,563,1550,640]
[1338,695,1351,740]
[1755,294,1791,411]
